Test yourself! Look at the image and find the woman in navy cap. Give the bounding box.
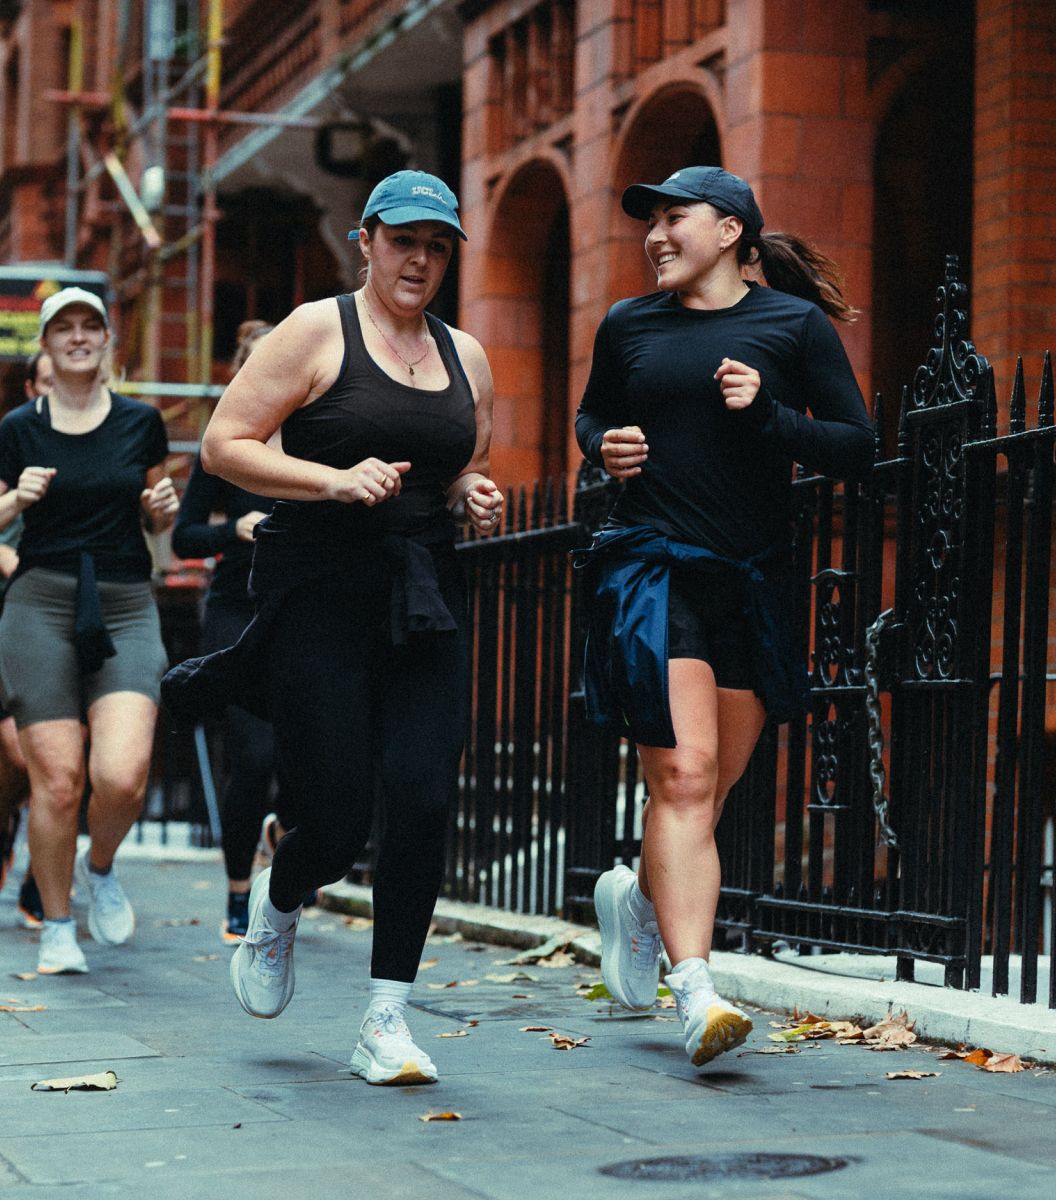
[577,166,874,1069]
[0,286,178,975]
[174,170,502,1086]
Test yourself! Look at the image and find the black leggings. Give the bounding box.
[202,603,286,884]
[264,566,468,982]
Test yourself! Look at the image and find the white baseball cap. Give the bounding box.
[38,287,109,338]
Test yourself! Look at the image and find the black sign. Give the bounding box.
[0,268,109,362]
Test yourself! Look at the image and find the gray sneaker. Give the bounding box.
[594,865,662,1010]
[350,1004,438,1086]
[76,851,135,945]
[665,960,752,1067]
[37,919,89,975]
[229,868,298,1018]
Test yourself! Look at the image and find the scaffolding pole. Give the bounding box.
[63,11,84,266]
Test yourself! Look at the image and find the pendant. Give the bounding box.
[408,366,415,376]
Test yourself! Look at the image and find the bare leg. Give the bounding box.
[636,659,765,966]
[84,692,157,869]
[18,720,86,919]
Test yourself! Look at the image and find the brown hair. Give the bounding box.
[736,231,858,322]
[231,320,274,372]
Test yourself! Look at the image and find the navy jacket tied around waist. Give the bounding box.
[573,525,808,748]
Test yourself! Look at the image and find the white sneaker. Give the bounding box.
[350,1003,438,1086]
[665,959,752,1067]
[594,865,662,1010]
[76,851,135,945]
[229,868,298,1018]
[37,920,89,975]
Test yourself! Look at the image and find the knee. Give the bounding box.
[91,766,148,811]
[647,751,719,814]
[32,770,84,817]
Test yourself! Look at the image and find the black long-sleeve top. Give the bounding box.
[575,283,874,561]
[171,454,273,608]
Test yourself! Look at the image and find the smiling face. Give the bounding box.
[358,220,455,316]
[40,304,109,378]
[644,201,743,294]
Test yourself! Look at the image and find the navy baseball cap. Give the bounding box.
[622,166,764,237]
[351,170,467,241]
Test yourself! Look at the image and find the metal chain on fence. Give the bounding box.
[864,607,899,848]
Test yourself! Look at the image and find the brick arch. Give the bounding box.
[481,157,571,487]
[609,81,724,305]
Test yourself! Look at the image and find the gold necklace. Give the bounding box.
[362,295,430,381]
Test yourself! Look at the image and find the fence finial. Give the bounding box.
[911,255,989,413]
[1039,351,1054,428]
[1010,358,1026,434]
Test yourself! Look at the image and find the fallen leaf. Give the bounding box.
[579,982,612,1002]
[419,1111,462,1122]
[436,1030,468,1039]
[426,931,463,944]
[419,958,439,970]
[885,1071,939,1080]
[740,1045,800,1056]
[964,1048,992,1066]
[511,994,531,999]
[536,951,576,969]
[768,1023,816,1043]
[458,979,481,988]
[485,972,536,984]
[982,1053,1024,1073]
[0,1004,46,1013]
[520,1025,553,1033]
[465,1019,480,1028]
[192,955,219,963]
[862,1012,917,1050]
[13,972,37,981]
[191,880,211,891]
[506,933,577,964]
[939,1049,970,1060]
[342,916,373,930]
[32,1071,118,1093]
[548,1032,590,1051]
[426,979,480,990]
[156,918,200,927]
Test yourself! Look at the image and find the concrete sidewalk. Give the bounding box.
[0,849,1053,1199]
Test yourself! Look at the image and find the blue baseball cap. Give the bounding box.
[622,166,764,237]
[350,170,467,241]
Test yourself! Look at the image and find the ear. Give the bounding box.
[722,214,744,243]
[357,227,372,259]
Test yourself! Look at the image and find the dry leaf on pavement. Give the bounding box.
[32,1071,118,1093]
[485,972,536,984]
[156,918,200,927]
[981,1053,1024,1073]
[342,916,373,930]
[12,973,37,981]
[549,1032,590,1050]
[0,1004,46,1013]
[419,1111,462,1122]
[419,958,439,970]
[963,1048,992,1066]
[436,1030,468,1039]
[520,1026,553,1033]
[192,955,219,962]
[885,1071,939,1080]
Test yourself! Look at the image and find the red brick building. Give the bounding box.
[0,1,1052,477]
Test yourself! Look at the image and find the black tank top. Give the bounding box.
[272,293,477,542]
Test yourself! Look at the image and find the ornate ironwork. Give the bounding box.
[911,255,988,411]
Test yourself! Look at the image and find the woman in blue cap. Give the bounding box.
[577,167,873,1069]
[175,170,502,1086]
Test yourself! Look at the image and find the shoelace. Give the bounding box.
[367,1004,414,1041]
[629,923,662,970]
[243,924,295,977]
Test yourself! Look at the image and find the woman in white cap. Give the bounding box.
[165,169,502,1086]
[577,167,873,1069]
[0,287,178,974]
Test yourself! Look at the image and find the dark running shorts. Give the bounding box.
[666,565,758,691]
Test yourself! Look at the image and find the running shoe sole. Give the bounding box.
[690,1004,753,1066]
[17,905,43,931]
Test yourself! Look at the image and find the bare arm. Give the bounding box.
[444,328,503,533]
[201,300,409,507]
[0,468,56,531]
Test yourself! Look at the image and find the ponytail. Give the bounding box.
[737,231,859,322]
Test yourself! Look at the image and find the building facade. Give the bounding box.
[0,1,1051,475]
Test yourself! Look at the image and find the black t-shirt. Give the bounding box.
[0,393,169,582]
[575,283,874,560]
[171,453,272,608]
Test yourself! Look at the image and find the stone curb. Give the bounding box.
[319,879,1056,1064]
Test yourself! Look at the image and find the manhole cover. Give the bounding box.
[599,1152,853,1182]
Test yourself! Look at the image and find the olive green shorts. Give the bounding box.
[0,568,168,728]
